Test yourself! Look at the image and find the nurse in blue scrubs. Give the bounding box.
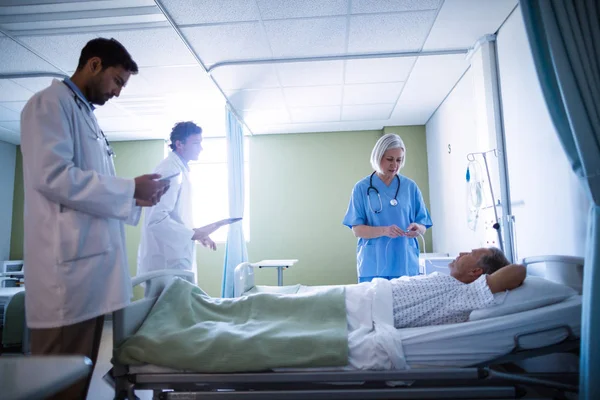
[343,133,432,282]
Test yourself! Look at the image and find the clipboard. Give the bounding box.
[197,217,242,234]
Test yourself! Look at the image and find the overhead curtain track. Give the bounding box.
[207,49,470,72]
[0,72,69,80]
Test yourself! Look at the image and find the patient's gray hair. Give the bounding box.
[370,133,406,174]
[477,247,510,274]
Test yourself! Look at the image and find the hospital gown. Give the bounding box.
[391,273,494,329]
[343,174,432,281]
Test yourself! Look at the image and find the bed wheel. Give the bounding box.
[113,389,139,400]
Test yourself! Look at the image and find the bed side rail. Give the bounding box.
[234,262,255,297]
[113,270,194,346]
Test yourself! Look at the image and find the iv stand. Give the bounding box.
[467,149,503,252]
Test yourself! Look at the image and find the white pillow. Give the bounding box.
[469,276,577,321]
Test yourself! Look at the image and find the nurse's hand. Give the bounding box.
[383,225,405,238]
[405,223,425,238]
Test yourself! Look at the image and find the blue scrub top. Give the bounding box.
[343,173,432,280]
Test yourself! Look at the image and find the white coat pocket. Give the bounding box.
[56,207,112,264]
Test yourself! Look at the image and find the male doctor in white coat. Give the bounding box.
[137,121,217,285]
[20,38,169,399]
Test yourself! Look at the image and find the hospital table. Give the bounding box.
[0,355,91,399]
[109,270,581,400]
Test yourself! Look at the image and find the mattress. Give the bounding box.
[127,293,581,375]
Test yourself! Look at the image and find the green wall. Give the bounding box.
[10,127,432,298]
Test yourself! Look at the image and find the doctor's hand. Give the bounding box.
[383,225,405,238]
[134,174,170,205]
[199,236,217,251]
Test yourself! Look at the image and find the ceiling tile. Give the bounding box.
[257,0,348,19]
[342,104,394,120]
[0,0,155,15]
[391,54,469,124]
[94,103,129,119]
[264,17,347,58]
[138,65,216,93]
[290,106,341,123]
[351,0,442,14]
[0,80,35,102]
[283,85,343,107]
[160,0,259,25]
[0,34,62,74]
[344,57,416,84]
[277,60,344,87]
[17,33,99,72]
[226,88,285,110]
[343,82,404,105]
[0,126,19,144]
[0,101,27,114]
[10,76,55,93]
[348,11,437,53]
[211,64,280,91]
[0,104,21,121]
[182,22,272,66]
[423,0,518,50]
[97,28,197,67]
[0,121,20,132]
[244,108,291,126]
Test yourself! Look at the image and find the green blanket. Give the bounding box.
[2,290,25,347]
[115,279,348,372]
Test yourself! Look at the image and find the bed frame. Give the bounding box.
[110,270,580,400]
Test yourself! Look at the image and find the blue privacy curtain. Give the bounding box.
[520,0,600,398]
[221,107,248,298]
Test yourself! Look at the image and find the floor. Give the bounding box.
[87,320,152,400]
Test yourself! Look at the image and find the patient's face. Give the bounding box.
[449,248,490,281]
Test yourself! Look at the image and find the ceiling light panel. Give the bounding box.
[211,64,280,91]
[343,82,405,105]
[256,0,348,20]
[348,11,437,53]
[344,57,416,84]
[351,0,442,14]
[283,85,343,108]
[276,60,344,87]
[342,104,395,121]
[264,17,347,58]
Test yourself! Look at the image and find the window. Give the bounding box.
[188,137,250,243]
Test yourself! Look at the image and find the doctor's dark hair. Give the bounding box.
[169,121,203,151]
[477,247,511,274]
[77,38,138,73]
[370,133,406,174]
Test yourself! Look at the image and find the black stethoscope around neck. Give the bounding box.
[367,171,400,214]
[62,81,115,158]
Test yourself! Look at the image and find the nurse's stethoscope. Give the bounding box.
[62,81,115,158]
[367,171,400,214]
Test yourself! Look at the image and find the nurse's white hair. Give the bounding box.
[370,133,406,174]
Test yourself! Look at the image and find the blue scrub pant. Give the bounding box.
[358,276,395,283]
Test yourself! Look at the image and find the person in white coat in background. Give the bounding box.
[20,37,169,399]
[137,121,217,286]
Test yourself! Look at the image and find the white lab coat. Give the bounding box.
[137,151,197,283]
[20,79,141,329]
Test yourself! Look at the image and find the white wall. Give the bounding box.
[426,68,483,255]
[495,6,588,259]
[425,5,588,260]
[0,140,16,261]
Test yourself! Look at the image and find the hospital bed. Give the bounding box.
[110,261,582,400]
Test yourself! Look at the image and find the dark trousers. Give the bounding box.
[30,315,105,400]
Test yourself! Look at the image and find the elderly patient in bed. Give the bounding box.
[388,247,525,329]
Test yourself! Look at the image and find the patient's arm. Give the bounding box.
[486,264,527,294]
